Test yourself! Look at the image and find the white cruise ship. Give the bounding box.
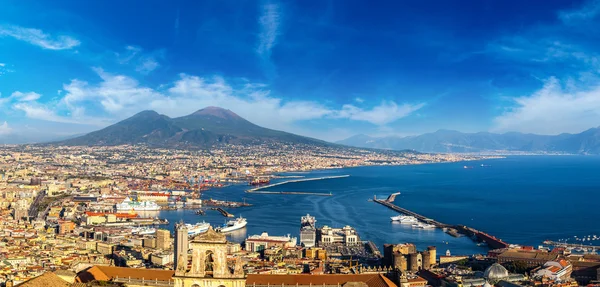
[412,223,436,229]
[216,216,247,233]
[186,222,211,236]
[132,227,156,235]
[391,215,419,224]
[115,197,161,211]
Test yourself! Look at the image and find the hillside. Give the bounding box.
[59,107,330,147]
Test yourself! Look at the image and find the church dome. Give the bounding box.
[484,263,509,280]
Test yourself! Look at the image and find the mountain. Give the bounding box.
[58,107,329,147]
[336,128,600,154]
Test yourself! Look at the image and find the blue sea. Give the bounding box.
[158,156,600,256]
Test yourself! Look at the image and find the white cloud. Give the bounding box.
[256,2,281,57]
[12,102,78,124]
[355,97,364,103]
[493,77,600,134]
[0,62,14,76]
[0,121,12,135]
[116,46,161,74]
[10,91,41,102]
[11,68,424,132]
[0,91,41,105]
[136,57,160,74]
[0,25,80,50]
[337,101,426,125]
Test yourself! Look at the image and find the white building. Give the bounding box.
[317,225,360,246]
[245,232,297,252]
[533,260,572,281]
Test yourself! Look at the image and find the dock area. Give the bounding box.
[543,240,600,251]
[246,175,349,194]
[373,194,510,249]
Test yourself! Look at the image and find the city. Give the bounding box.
[0,144,598,287]
[2,0,600,287]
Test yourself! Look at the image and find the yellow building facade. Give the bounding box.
[173,227,245,287]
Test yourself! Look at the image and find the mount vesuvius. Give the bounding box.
[58,107,330,147]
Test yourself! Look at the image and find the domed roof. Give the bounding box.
[484,263,509,280]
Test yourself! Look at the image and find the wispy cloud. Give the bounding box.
[136,56,160,74]
[11,91,41,102]
[337,101,426,125]
[0,62,14,76]
[256,2,281,58]
[0,25,80,50]
[116,46,161,74]
[10,68,423,131]
[559,0,600,24]
[0,121,12,135]
[0,91,41,105]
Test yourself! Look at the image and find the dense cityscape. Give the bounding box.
[0,144,598,287]
[3,0,600,286]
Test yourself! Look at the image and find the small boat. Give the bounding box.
[195,209,205,215]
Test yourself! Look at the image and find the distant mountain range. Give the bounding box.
[59,107,330,147]
[337,128,600,154]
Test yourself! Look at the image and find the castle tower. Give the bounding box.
[409,253,422,271]
[427,246,436,266]
[174,226,245,287]
[174,222,189,270]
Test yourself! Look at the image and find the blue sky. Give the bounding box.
[1,0,600,142]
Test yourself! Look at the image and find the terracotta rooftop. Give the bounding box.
[246,274,397,287]
[76,265,175,283]
[16,272,71,287]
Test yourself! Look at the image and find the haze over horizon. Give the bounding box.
[2,0,600,143]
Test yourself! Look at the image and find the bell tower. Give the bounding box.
[174,226,245,287]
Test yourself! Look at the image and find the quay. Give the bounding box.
[246,175,349,193]
[214,207,235,218]
[373,194,510,249]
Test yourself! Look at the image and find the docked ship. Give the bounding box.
[115,197,161,211]
[186,221,211,236]
[249,178,270,186]
[216,216,247,233]
[412,223,436,229]
[300,214,317,247]
[132,227,156,235]
[391,215,419,224]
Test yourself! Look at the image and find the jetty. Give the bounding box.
[214,207,234,218]
[373,194,510,249]
[246,175,349,194]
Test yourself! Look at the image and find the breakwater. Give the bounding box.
[373,194,510,249]
[245,175,349,195]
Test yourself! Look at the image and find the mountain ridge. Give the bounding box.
[58,107,331,148]
[337,128,600,154]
